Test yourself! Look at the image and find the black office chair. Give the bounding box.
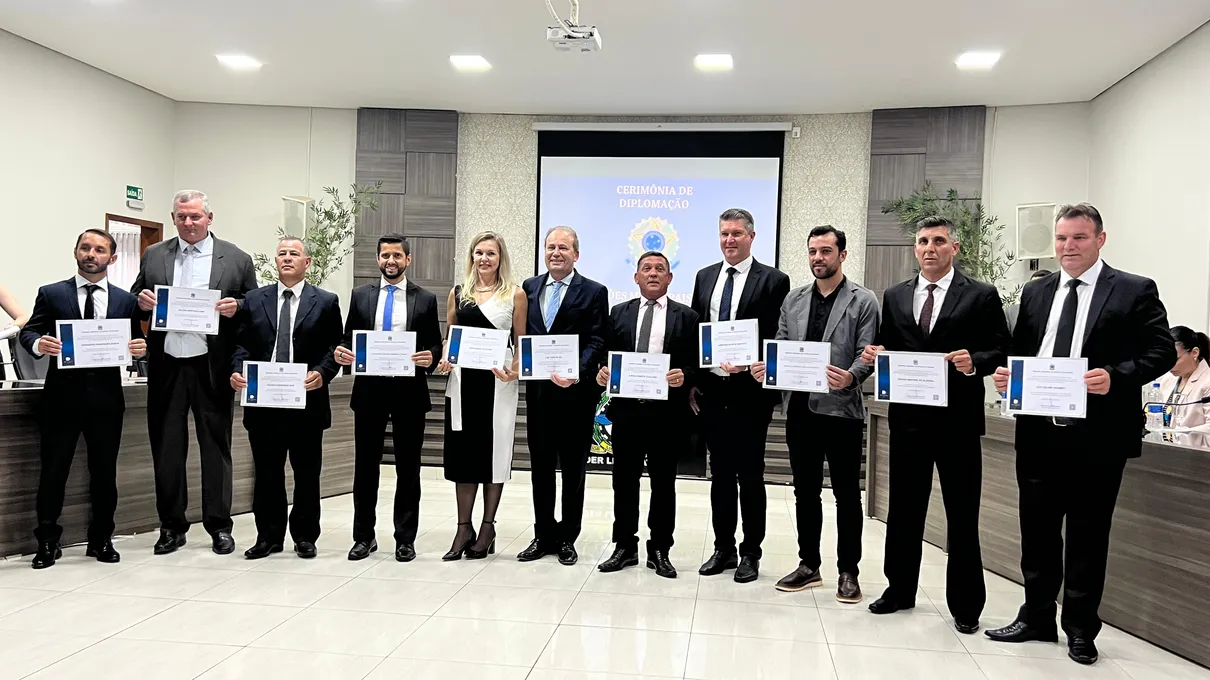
[8,335,48,380]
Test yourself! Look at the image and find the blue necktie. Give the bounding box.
[718,267,738,322]
[382,284,398,331]
[545,280,564,331]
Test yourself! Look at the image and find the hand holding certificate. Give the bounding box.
[1004,357,1088,418]
[519,334,580,381]
[353,331,417,377]
[607,351,672,400]
[761,340,830,393]
[874,351,949,407]
[152,286,221,334]
[447,325,510,371]
[56,319,131,369]
[240,361,307,409]
[699,318,759,368]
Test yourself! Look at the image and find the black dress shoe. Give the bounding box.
[984,619,1059,643]
[557,542,578,566]
[775,565,823,593]
[294,542,317,559]
[516,538,550,562]
[1068,637,1099,665]
[836,572,863,603]
[698,550,739,576]
[733,556,760,583]
[244,540,284,560]
[31,541,61,569]
[598,546,639,573]
[85,541,121,564]
[868,596,914,615]
[395,543,416,562]
[348,540,378,561]
[646,550,677,579]
[212,532,235,555]
[153,530,187,555]
[954,618,980,635]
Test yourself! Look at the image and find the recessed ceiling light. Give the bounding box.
[215,54,263,71]
[694,54,733,72]
[956,51,1001,71]
[450,55,491,72]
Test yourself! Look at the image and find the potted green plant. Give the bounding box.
[254,182,383,286]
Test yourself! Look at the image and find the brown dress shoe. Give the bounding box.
[836,572,863,603]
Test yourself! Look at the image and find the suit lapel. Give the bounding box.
[105,283,121,319]
[822,281,853,342]
[662,301,677,351]
[360,286,378,330]
[528,274,547,331]
[897,279,921,343]
[1082,264,1117,347]
[1032,276,1060,352]
[700,263,723,316]
[736,260,763,319]
[162,238,179,286]
[262,288,279,333]
[551,272,583,331]
[293,283,317,331]
[404,281,418,332]
[208,239,227,290]
[61,279,82,320]
[929,271,967,338]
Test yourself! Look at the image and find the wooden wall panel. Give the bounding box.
[355,194,406,239]
[405,153,457,198]
[871,109,930,155]
[865,246,918,303]
[356,152,408,194]
[404,110,459,154]
[402,196,456,237]
[926,107,986,155]
[357,108,405,153]
[405,237,456,286]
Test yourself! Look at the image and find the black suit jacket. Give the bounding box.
[340,280,443,413]
[690,258,791,404]
[522,270,610,406]
[20,278,143,413]
[603,297,700,426]
[876,269,1010,437]
[231,283,343,430]
[1011,263,1174,458]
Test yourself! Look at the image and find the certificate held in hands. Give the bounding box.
[699,318,759,368]
[353,330,417,377]
[56,319,131,369]
[762,340,829,393]
[874,351,949,407]
[447,325,510,371]
[607,351,671,400]
[1005,356,1088,418]
[241,361,307,409]
[519,334,579,380]
[153,285,220,334]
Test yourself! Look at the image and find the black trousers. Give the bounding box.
[351,407,425,546]
[35,411,123,544]
[699,375,773,559]
[609,407,681,553]
[246,415,324,544]
[1017,424,1127,640]
[526,393,595,545]
[785,404,865,575]
[883,429,986,622]
[149,354,234,535]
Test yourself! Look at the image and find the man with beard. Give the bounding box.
[21,229,147,568]
[334,234,442,562]
[751,225,879,602]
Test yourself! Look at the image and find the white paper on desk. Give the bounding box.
[1005,356,1088,418]
[353,330,416,377]
[152,286,221,334]
[607,351,671,400]
[873,351,948,407]
[241,361,307,409]
[56,319,130,369]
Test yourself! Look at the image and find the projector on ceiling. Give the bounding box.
[547,25,602,52]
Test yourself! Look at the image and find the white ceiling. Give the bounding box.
[2,0,1208,115]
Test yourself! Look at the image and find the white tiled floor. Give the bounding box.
[1,468,1207,680]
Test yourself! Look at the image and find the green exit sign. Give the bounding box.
[126,185,143,201]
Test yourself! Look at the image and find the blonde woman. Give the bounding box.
[437,232,527,560]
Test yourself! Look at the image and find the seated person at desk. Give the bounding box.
[1158,326,1210,448]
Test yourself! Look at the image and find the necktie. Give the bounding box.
[382,284,398,331]
[179,245,196,287]
[276,290,294,363]
[83,284,99,320]
[918,283,938,337]
[718,267,738,322]
[636,299,658,353]
[1053,279,1083,358]
[544,280,564,331]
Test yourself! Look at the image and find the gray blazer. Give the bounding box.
[775,278,880,420]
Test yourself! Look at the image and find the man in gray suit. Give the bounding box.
[132,190,258,556]
[752,225,879,603]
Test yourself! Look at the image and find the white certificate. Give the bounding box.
[56,319,130,369]
[699,318,759,368]
[519,334,580,381]
[241,361,307,409]
[607,351,671,400]
[353,330,416,377]
[152,285,221,335]
[873,351,949,407]
[762,340,830,393]
[447,325,510,371]
[1005,356,1088,418]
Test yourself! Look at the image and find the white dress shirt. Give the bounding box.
[75,274,109,320]
[635,294,669,354]
[375,277,407,332]
[709,256,753,323]
[1039,259,1104,358]
[913,267,956,330]
[165,234,214,358]
[540,271,574,321]
[270,280,305,362]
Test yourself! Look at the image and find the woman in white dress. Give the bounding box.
[436,232,527,560]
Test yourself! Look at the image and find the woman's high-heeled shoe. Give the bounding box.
[442,522,476,561]
[464,521,496,560]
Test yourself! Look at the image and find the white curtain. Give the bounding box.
[107,221,141,291]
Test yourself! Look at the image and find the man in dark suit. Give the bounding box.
[860,216,1010,634]
[333,234,442,562]
[230,237,342,559]
[692,208,791,583]
[518,226,610,566]
[987,204,1174,665]
[22,229,147,568]
[595,251,699,579]
[132,190,257,556]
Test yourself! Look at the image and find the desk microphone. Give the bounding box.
[1145,396,1210,407]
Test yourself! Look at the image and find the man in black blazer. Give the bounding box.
[333,234,442,563]
[21,230,147,568]
[987,204,1174,665]
[595,251,699,579]
[692,208,791,583]
[518,226,610,566]
[132,190,257,556]
[230,237,342,560]
[860,216,1010,633]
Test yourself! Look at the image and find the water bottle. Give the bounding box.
[1145,382,1165,439]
